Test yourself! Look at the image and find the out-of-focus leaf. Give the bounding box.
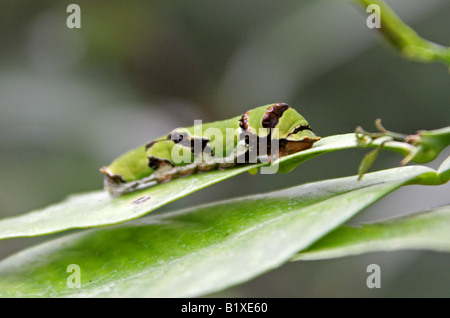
[293,204,450,261]
[0,164,447,297]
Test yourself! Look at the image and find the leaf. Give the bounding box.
[293,204,450,261]
[406,126,450,164]
[357,144,383,180]
[0,164,446,297]
[0,133,360,240]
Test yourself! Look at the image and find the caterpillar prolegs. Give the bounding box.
[100,103,321,196]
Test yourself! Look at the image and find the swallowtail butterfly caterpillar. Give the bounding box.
[101,103,321,196]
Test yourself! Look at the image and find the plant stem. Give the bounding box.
[352,0,450,66]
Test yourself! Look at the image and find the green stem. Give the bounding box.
[352,0,450,66]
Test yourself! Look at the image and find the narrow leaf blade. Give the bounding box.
[294,204,450,261]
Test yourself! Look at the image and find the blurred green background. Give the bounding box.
[0,0,449,297]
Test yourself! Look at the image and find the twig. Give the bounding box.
[352,0,450,67]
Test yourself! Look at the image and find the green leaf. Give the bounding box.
[293,204,450,261]
[0,164,446,297]
[357,144,383,180]
[0,133,360,240]
[408,127,450,164]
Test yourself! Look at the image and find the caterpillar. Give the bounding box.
[100,103,321,196]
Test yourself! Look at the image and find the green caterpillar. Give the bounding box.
[101,103,321,196]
